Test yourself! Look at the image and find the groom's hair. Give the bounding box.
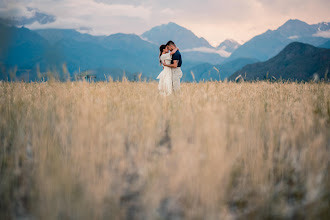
[166,40,176,47]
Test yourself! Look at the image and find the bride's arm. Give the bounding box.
[169,47,178,55]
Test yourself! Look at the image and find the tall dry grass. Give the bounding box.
[0,81,329,219]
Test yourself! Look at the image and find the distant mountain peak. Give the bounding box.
[216,39,241,53]
[278,19,310,31]
[277,19,328,38]
[318,21,329,25]
[167,21,179,26]
[220,39,240,45]
[316,22,330,31]
[141,22,213,49]
[106,33,140,38]
[285,19,306,24]
[150,22,186,31]
[104,33,150,45]
[281,19,310,27]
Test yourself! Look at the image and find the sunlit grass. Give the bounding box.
[0,81,329,219]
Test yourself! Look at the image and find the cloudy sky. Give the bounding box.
[1,0,329,46]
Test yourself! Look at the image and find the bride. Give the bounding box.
[156,44,178,96]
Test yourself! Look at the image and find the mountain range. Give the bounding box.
[0,23,161,81]
[0,19,329,81]
[0,23,50,70]
[229,42,330,81]
[228,19,329,62]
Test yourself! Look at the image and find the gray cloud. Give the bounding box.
[0,4,56,25]
[16,7,56,25]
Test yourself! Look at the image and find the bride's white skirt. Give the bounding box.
[157,67,172,96]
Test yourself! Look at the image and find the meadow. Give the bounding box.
[0,80,329,219]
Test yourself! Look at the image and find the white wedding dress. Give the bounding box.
[157,52,173,96]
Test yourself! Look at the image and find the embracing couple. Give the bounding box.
[157,40,183,96]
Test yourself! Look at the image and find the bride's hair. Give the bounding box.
[159,44,167,64]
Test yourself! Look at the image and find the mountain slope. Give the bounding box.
[181,51,226,66]
[230,42,330,81]
[142,22,213,49]
[0,24,50,67]
[0,25,161,80]
[183,57,258,82]
[36,29,159,62]
[51,37,161,80]
[228,19,329,61]
[35,29,103,45]
[101,33,157,53]
[319,40,330,49]
[213,58,259,79]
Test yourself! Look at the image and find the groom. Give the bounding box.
[163,40,183,92]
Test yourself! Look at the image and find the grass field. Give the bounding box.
[0,81,329,219]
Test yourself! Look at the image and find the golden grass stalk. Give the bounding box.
[0,81,329,219]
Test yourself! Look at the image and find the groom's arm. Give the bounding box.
[163,60,178,68]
